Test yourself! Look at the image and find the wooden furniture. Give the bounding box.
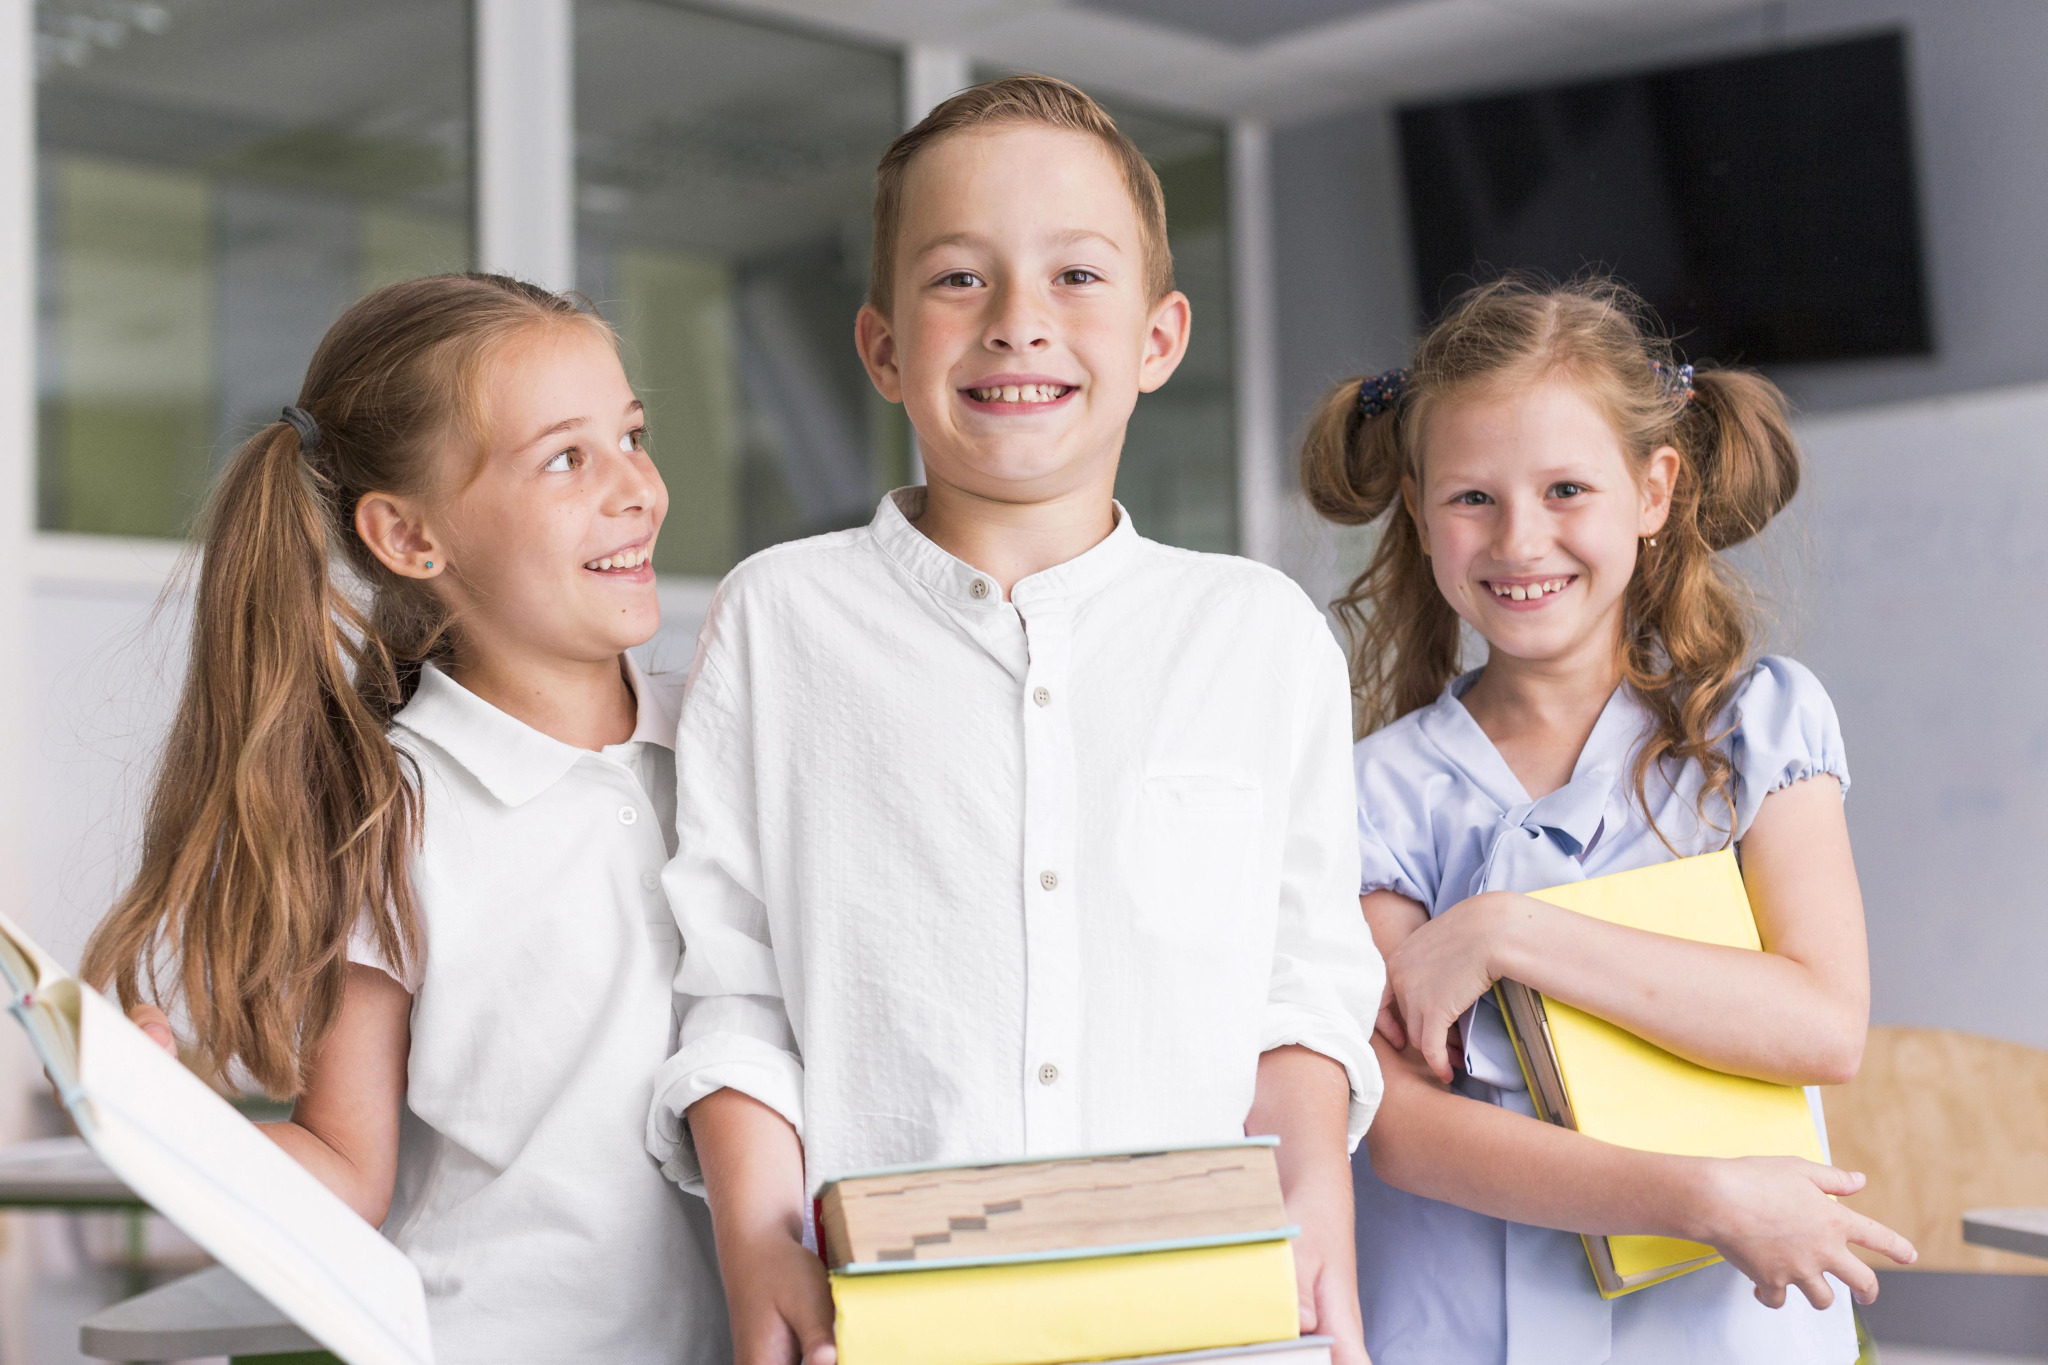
[1822,1024,2048,1273]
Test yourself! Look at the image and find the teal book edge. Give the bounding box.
[835,1225,1300,1276]
[821,1134,1282,1190]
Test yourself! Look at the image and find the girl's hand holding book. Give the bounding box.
[1686,1155,1916,1310]
[1382,890,1532,1083]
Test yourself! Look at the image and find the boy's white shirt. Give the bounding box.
[348,657,726,1365]
[649,488,1385,1193]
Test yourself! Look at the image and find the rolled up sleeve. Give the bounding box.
[645,625,807,1194]
[1259,619,1386,1150]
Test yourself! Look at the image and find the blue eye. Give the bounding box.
[1452,490,1492,506]
[1550,481,1587,499]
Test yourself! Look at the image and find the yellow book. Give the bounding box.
[830,1238,1299,1365]
[1493,849,1828,1297]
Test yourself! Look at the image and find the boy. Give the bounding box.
[649,76,1383,1365]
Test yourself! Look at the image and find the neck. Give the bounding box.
[443,645,638,751]
[912,472,1118,598]
[1459,624,1625,796]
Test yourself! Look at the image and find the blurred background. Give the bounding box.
[1,1,2045,1361]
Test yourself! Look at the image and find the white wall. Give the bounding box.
[1774,383,2048,1047]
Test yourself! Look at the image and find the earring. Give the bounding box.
[1643,538,1656,549]
[424,560,434,569]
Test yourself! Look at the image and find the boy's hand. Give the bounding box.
[722,1226,836,1365]
[1290,1204,1371,1365]
[1688,1156,1916,1309]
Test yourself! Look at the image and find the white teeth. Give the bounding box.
[971,384,1071,403]
[1491,577,1572,599]
[585,546,651,571]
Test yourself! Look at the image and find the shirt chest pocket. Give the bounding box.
[1128,774,1265,943]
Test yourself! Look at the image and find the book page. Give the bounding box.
[2,913,433,1365]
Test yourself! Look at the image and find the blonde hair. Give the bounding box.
[82,273,613,1097]
[868,74,1174,312]
[1301,275,1800,838]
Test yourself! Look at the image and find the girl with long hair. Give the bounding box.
[82,273,725,1363]
[1303,276,1914,1363]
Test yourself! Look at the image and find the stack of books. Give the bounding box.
[816,1139,1330,1365]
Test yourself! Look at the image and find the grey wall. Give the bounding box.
[1269,0,2048,1048]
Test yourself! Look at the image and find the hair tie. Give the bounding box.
[1651,360,1696,404]
[1356,368,1410,420]
[280,405,322,453]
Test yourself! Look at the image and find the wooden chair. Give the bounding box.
[1823,1024,2048,1274]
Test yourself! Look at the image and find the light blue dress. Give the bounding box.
[1351,656,1860,1365]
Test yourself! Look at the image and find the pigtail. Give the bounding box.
[1300,377,1464,737]
[1621,363,1803,845]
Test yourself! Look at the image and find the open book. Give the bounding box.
[1,911,433,1365]
[1495,850,1830,1298]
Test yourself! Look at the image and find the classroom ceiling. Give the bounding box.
[715,0,1779,123]
[1069,0,1423,49]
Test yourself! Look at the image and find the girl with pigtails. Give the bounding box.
[1303,275,1914,1364]
[79,274,726,1363]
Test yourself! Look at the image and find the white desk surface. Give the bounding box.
[1962,1207,2048,1259]
[78,1264,320,1360]
[0,1136,139,1207]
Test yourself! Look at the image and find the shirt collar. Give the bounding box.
[866,486,1141,609]
[393,654,676,808]
[1415,669,1650,819]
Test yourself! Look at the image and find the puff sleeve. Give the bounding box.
[1728,655,1851,842]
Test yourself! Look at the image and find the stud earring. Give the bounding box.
[424,560,434,569]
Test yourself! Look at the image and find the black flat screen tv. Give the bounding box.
[1397,31,1930,365]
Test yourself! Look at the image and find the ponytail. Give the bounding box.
[1302,274,1805,841]
[1300,377,1461,735]
[82,272,607,1096]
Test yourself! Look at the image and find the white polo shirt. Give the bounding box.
[353,659,727,1365]
[647,489,1384,1193]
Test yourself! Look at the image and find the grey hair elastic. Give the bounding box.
[280,405,322,452]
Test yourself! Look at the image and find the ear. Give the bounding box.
[355,491,446,580]
[1639,445,1680,538]
[1400,474,1430,556]
[1136,290,1193,394]
[854,303,903,404]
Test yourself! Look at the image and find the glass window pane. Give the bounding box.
[577,2,906,578]
[1096,102,1238,554]
[36,0,473,540]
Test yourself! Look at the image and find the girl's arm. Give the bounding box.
[136,963,411,1226]
[1245,1045,1369,1365]
[1391,777,1868,1086]
[688,1088,836,1365]
[1366,1032,1915,1308]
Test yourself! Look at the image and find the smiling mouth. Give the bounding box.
[1487,575,1576,602]
[583,543,653,573]
[965,383,1076,404]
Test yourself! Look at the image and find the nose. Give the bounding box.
[981,278,1052,354]
[603,439,664,520]
[1493,493,1549,565]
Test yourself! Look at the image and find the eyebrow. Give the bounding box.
[517,400,644,451]
[913,228,1125,258]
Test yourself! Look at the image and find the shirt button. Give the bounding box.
[1039,870,1059,891]
[1038,1062,1060,1086]
[641,872,660,891]
[618,806,639,826]
[1032,686,1051,707]
[969,578,991,600]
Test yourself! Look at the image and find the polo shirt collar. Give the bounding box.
[392,654,675,808]
[866,486,1140,609]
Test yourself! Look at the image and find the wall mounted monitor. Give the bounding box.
[1397,31,1931,365]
